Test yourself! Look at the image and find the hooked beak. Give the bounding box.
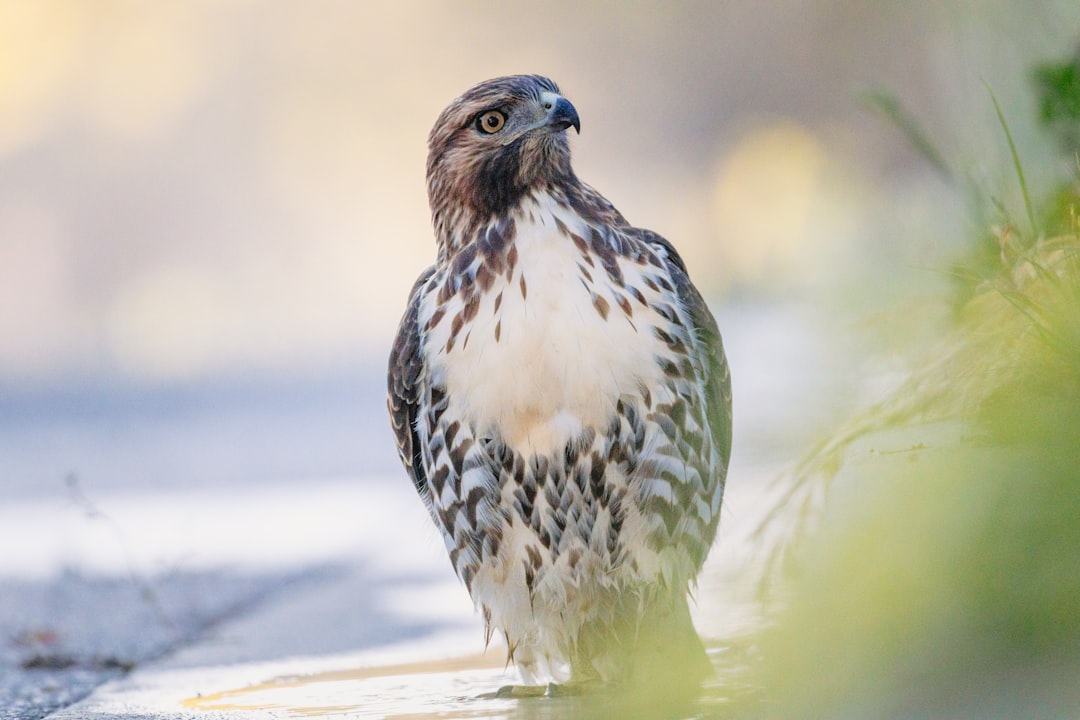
[541,93,581,134]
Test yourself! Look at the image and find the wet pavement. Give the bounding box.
[1,466,773,720]
[0,568,310,719]
[0,476,469,720]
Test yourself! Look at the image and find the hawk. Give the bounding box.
[388,75,731,688]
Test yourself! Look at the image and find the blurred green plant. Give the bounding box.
[748,46,1080,719]
[1035,46,1080,252]
[860,89,953,181]
[1034,45,1080,156]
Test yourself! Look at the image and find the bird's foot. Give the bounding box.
[490,681,600,699]
[491,684,548,698]
[544,680,598,696]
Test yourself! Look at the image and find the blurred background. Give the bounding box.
[1,1,1079,715]
[3,0,1076,499]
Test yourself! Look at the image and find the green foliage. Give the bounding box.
[1033,45,1080,240]
[1034,46,1080,154]
[761,238,1080,718]
[753,46,1080,719]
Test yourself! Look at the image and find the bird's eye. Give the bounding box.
[476,110,506,134]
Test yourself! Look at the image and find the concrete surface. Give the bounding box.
[0,568,310,719]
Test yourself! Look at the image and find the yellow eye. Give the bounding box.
[477,110,506,134]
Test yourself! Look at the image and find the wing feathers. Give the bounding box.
[630,227,733,468]
[388,267,435,496]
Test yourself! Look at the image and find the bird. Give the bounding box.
[387,75,731,690]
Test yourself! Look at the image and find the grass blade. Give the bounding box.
[985,81,1039,239]
[860,89,953,180]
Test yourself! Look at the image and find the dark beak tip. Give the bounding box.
[550,97,581,135]
[553,119,580,134]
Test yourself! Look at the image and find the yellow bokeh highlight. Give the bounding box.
[0,1,86,156]
[711,121,859,290]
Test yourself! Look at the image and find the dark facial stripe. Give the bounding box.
[474,138,525,215]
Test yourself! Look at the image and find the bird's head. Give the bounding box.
[426,75,580,227]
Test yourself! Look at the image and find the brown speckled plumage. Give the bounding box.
[388,75,731,685]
